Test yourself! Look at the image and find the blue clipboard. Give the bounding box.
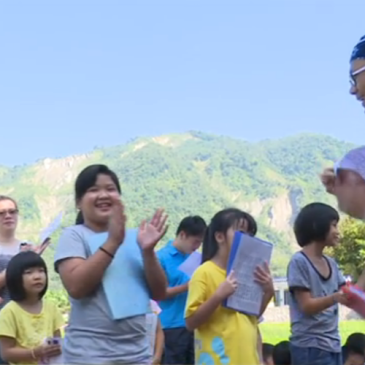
[223,231,273,316]
[87,228,150,320]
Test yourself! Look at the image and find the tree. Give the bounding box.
[328,217,365,280]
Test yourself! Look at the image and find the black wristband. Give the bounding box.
[99,246,114,259]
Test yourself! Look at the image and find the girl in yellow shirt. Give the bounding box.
[185,208,274,365]
[0,251,63,365]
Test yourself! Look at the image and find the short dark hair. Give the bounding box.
[244,212,257,236]
[344,332,365,358]
[262,343,274,362]
[176,216,207,237]
[294,202,339,247]
[6,251,48,302]
[272,341,291,365]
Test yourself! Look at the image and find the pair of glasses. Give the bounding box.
[0,209,18,217]
[350,65,365,86]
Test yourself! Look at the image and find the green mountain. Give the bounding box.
[0,131,354,286]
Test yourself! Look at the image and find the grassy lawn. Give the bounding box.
[260,321,365,345]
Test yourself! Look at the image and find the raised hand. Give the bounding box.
[107,197,127,246]
[216,270,238,300]
[254,262,274,294]
[137,209,168,252]
[320,167,336,195]
[19,240,51,255]
[34,238,52,255]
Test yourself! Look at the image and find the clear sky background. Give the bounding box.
[1,0,365,166]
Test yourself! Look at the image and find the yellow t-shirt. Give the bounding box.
[0,300,64,365]
[185,260,259,365]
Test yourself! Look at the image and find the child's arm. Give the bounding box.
[186,292,222,331]
[165,283,189,299]
[288,255,345,315]
[0,337,39,363]
[294,290,344,315]
[152,318,164,365]
[0,337,61,363]
[259,291,273,316]
[185,270,236,331]
[257,328,263,364]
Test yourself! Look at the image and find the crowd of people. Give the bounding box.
[0,32,363,365]
[0,150,362,365]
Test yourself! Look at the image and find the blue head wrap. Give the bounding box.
[350,35,365,62]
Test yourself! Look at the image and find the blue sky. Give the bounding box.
[1,0,365,166]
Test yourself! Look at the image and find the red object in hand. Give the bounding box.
[342,283,365,318]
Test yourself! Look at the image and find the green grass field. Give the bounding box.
[259,321,365,345]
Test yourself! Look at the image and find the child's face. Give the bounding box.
[23,266,46,296]
[77,173,121,226]
[263,355,274,365]
[325,220,340,247]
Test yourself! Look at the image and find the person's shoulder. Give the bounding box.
[0,301,19,317]
[289,251,306,265]
[62,224,90,237]
[43,299,58,309]
[43,299,61,314]
[192,260,215,278]
[156,243,172,259]
[57,224,93,246]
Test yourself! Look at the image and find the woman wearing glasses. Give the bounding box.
[0,195,32,311]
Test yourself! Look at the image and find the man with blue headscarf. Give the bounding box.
[321,35,365,209]
[349,35,365,109]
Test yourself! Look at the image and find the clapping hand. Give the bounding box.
[320,167,336,195]
[137,209,168,252]
[108,197,127,246]
[254,262,274,295]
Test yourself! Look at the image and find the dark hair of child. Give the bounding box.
[294,202,339,247]
[202,208,253,263]
[74,164,121,225]
[262,343,274,363]
[243,211,257,236]
[272,340,291,365]
[6,251,48,301]
[176,216,207,237]
[342,332,365,362]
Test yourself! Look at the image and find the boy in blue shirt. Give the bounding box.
[157,216,206,365]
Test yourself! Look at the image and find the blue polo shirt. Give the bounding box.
[157,242,190,329]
